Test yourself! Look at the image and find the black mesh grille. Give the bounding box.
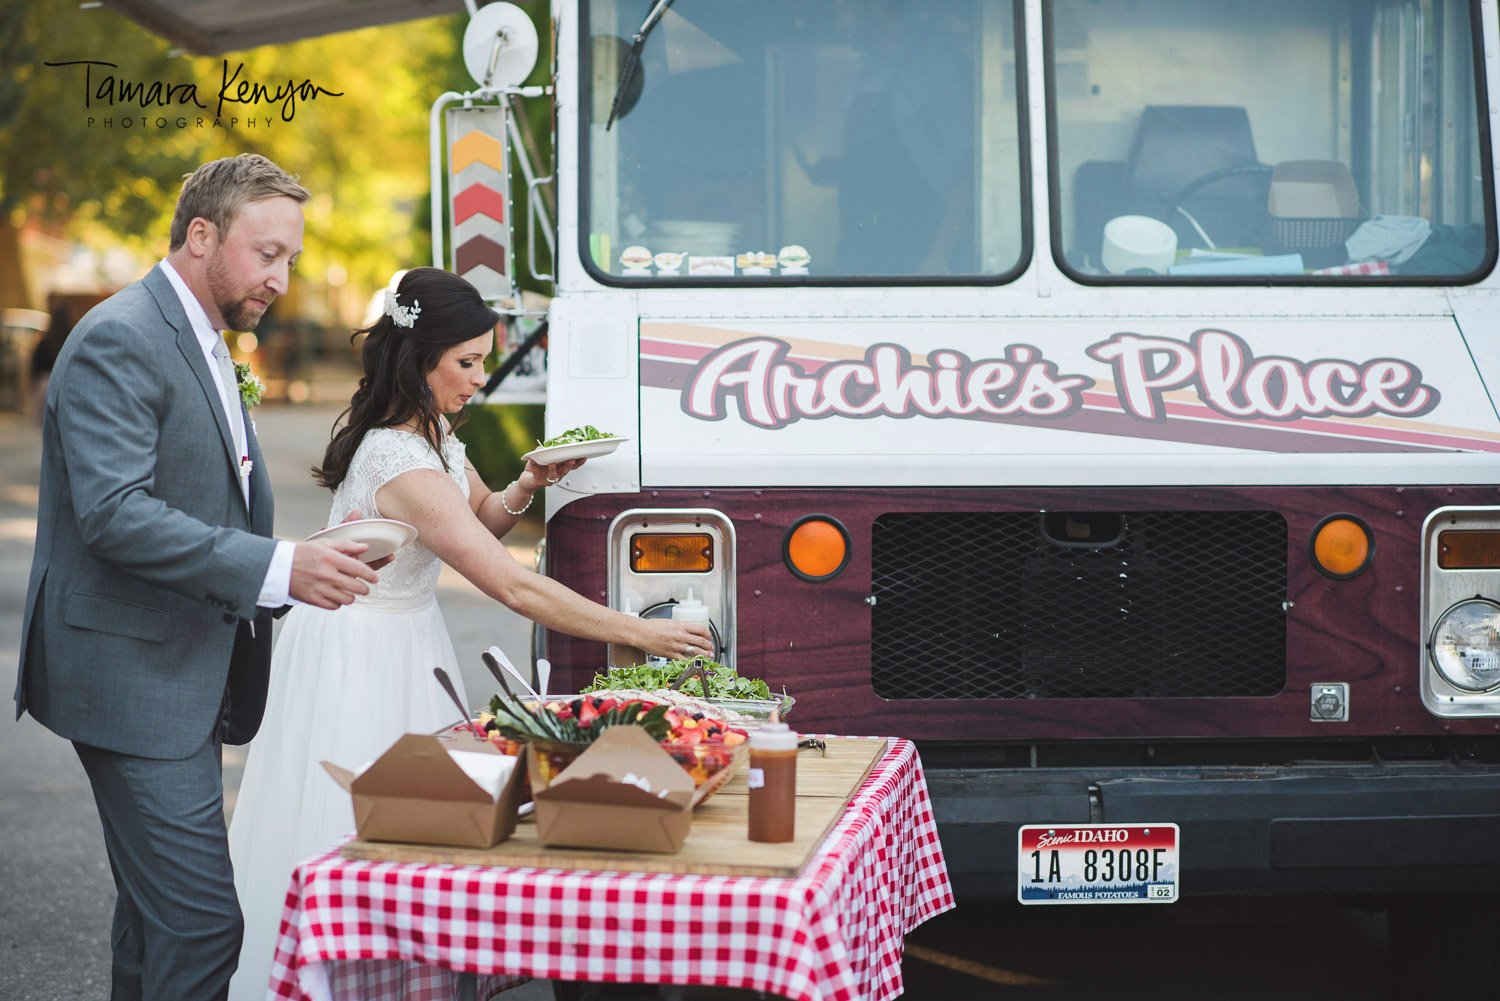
[871,511,1287,699]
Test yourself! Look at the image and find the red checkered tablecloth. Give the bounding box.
[267,737,952,1001]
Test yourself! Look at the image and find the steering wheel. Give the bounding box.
[1157,163,1274,248]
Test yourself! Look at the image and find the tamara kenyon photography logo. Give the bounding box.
[44,59,344,129]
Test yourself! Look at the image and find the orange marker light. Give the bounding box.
[1438,530,1500,570]
[784,516,850,581]
[1311,516,1374,579]
[630,534,713,573]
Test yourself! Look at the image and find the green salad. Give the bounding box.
[582,659,772,701]
[538,425,616,448]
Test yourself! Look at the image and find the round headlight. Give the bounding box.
[1429,598,1500,693]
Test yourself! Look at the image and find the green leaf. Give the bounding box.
[537,424,617,448]
[580,660,770,700]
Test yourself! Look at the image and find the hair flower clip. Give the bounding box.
[383,289,422,328]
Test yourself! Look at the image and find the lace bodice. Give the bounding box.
[329,427,469,599]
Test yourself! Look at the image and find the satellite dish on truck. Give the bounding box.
[463,2,539,89]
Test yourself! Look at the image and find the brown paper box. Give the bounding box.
[530,726,718,854]
[1268,160,1360,219]
[322,732,527,848]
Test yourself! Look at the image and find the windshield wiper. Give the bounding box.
[605,0,677,130]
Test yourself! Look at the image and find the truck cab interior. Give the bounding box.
[582,0,1493,284]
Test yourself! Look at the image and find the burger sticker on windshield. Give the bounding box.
[619,245,654,275]
[777,244,810,274]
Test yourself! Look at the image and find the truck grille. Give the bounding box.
[871,511,1287,699]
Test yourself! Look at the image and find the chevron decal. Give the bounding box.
[446,105,512,300]
[455,235,509,277]
[453,182,506,225]
[450,129,506,173]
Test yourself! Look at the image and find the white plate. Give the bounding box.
[303,518,417,562]
[521,436,629,466]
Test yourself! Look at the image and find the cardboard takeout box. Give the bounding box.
[530,725,722,853]
[323,733,528,848]
[1267,160,1360,219]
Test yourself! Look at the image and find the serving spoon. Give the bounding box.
[486,645,543,703]
[433,667,486,742]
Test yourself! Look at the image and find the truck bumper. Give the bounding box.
[926,761,1500,897]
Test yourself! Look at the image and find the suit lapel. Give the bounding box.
[144,267,243,498]
[246,411,274,533]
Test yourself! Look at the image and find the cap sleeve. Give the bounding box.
[360,428,451,494]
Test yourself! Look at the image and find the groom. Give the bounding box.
[15,154,382,1000]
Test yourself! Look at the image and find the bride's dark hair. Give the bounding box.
[314,267,500,490]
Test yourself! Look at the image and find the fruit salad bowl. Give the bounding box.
[475,692,751,802]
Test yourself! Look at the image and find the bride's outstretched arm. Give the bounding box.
[375,468,713,661]
[466,457,585,539]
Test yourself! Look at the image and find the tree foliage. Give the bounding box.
[0,0,550,293]
[4,0,556,474]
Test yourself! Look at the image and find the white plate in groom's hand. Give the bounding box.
[303,518,417,563]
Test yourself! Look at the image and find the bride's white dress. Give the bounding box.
[227,428,472,1001]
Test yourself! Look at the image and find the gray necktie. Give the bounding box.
[210,335,246,469]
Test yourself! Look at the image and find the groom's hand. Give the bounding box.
[289,539,380,609]
[339,508,395,570]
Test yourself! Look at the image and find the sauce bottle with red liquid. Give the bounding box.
[747,720,797,842]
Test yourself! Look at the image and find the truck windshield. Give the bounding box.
[1053,0,1494,283]
[583,0,1024,283]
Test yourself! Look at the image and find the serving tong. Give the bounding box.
[668,655,716,696]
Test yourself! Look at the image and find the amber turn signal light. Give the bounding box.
[1438,530,1500,569]
[630,533,713,573]
[783,515,851,581]
[1309,514,1375,579]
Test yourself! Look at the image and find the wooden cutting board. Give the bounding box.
[341,736,889,878]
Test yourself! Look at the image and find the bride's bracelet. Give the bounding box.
[499,480,533,517]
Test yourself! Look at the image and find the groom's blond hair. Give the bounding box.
[168,154,309,251]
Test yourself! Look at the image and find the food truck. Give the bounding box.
[104,0,1499,992]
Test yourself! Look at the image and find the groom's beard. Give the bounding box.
[206,250,274,332]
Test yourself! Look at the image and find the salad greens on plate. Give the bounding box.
[537,425,616,449]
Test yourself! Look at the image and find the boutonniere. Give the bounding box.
[233,360,265,408]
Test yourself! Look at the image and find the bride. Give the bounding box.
[226,267,712,1000]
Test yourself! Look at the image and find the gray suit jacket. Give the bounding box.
[15,264,280,759]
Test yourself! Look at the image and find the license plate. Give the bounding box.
[1018,823,1180,905]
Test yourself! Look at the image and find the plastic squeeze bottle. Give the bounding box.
[671,589,713,659]
[609,599,649,670]
[671,589,711,626]
[747,720,798,843]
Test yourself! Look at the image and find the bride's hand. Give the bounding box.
[634,618,714,661]
[516,456,587,494]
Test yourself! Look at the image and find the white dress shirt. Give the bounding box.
[160,259,294,610]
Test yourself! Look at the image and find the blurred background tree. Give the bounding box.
[1,0,461,294]
[1,0,550,483]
